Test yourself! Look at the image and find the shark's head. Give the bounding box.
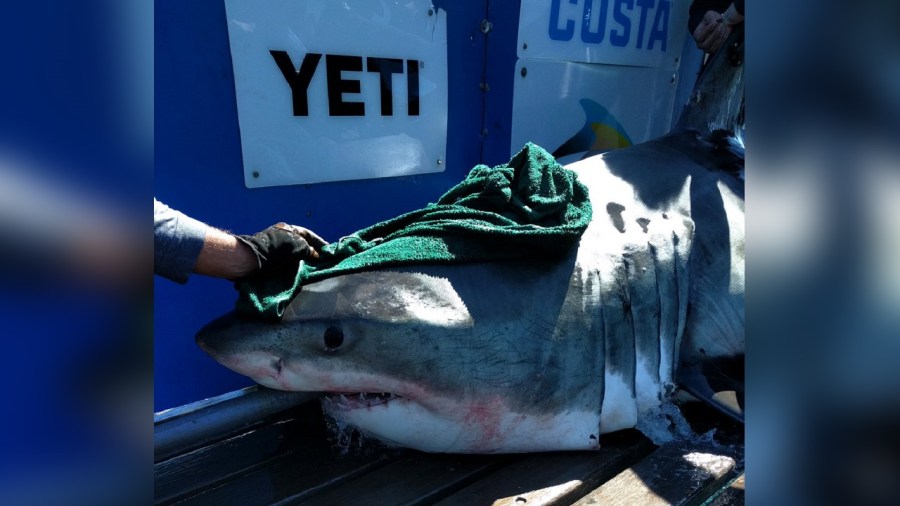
[196,266,607,453]
[196,271,480,450]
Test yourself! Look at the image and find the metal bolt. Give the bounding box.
[520,67,527,77]
[480,19,492,34]
[436,159,443,166]
[522,43,528,50]
[428,8,434,16]
[252,170,260,178]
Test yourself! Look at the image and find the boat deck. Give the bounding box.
[154,388,744,505]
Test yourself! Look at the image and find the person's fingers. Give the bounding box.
[299,228,328,249]
[702,28,720,51]
[712,24,731,52]
[699,22,730,53]
[694,21,715,44]
[693,10,720,43]
[273,222,328,249]
[698,27,717,51]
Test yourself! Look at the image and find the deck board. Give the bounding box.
[705,474,745,506]
[156,418,313,504]
[172,443,396,505]
[155,394,743,505]
[297,453,511,506]
[433,431,655,506]
[571,443,741,506]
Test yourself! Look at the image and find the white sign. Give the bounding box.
[518,0,689,69]
[224,0,448,187]
[510,59,680,160]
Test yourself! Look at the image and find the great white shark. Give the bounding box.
[196,32,745,454]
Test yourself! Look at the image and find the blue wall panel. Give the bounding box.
[483,0,523,165]
[155,0,493,410]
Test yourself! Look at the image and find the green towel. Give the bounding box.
[235,142,593,320]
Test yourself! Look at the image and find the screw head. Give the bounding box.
[520,67,527,77]
[252,170,260,178]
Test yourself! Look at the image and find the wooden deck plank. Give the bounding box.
[571,443,740,506]
[156,419,310,504]
[156,402,328,504]
[297,453,513,506]
[432,430,655,506]
[705,474,744,506]
[155,392,744,506]
[154,388,318,463]
[171,443,397,506]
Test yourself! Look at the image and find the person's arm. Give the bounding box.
[154,199,326,283]
[193,227,258,279]
[154,199,208,283]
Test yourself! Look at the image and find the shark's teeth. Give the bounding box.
[329,392,400,403]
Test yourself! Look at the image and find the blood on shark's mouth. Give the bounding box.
[323,392,402,410]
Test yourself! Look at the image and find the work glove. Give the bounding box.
[236,223,327,275]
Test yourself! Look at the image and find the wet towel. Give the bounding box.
[235,142,593,320]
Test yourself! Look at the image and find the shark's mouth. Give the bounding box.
[322,392,403,410]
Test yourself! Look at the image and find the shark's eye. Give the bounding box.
[324,326,344,350]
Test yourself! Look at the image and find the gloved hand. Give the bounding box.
[236,223,328,275]
[692,5,743,54]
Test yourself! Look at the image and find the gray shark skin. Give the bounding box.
[195,132,744,453]
[197,32,745,454]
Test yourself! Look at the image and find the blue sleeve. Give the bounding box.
[154,199,208,283]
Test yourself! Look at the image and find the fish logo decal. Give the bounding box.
[552,99,633,158]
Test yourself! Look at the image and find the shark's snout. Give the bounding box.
[195,311,292,390]
[196,310,234,343]
[195,310,260,357]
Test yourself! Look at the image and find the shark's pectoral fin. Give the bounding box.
[675,354,744,423]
